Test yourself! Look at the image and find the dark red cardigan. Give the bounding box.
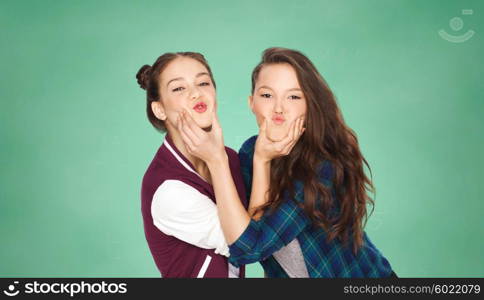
[141,135,248,278]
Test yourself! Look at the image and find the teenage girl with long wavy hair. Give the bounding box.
[177,47,396,277]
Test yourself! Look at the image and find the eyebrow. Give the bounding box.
[166,72,210,87]
[166,77,183,87]
[258,85,273,91]
[257,85,302,92]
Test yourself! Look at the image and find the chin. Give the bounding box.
[194,117,213,131]
[267,126,288,142]
[202,125,213,132]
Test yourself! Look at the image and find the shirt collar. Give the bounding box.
[163,134,207,182]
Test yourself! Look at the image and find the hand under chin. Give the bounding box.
[192,115,213,131]
[266,125,289,142]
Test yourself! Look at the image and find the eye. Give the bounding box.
[260,93,272,98]
[172,86,185,92]
[199,82,211,86]
[289,95,301,100]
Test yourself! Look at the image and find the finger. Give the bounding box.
[180,128,195,153]
[281,119,300,155]
[182,110,204,139]
[289,117,299,139]
[294,116,305,140]
[176,114,191,143]
[283,119,304,154]
[292,117,305,143]
[277,118,298,147]
[177,115,196,151]
[280,141,295,156]
[259,117,268,139]
[299,116,305,136]
[292,117,301,142]
[175,114,181,129]
[280,117,303,153]
[211,109,221,130]
[183,109,205,136]
[281,119,297,152]
[180,112,200,145]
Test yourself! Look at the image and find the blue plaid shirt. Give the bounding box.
[228,135,393,278]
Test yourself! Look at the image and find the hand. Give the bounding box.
[254,117,305,164]
[176,109,227,164]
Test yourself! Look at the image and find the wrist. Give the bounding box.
[206,152,229,168]
[253,153,271,165]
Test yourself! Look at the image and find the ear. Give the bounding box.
[151,101,167,121]
[248,95,255,112]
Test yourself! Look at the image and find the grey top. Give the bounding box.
[272,238,309,278]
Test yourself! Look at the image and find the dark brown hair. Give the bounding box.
[251,47,375,254]
[136,52,216,132]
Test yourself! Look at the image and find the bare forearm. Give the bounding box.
[248,156,271,220]
[206,155,250,245]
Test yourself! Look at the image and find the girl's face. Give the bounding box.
[152,57,216,131]
[249,63,307,141]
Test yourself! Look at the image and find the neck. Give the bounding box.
[166,129,208,174]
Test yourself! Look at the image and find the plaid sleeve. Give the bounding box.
[228,193,311,267]
[237,135,257,199]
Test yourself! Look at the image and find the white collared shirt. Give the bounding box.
[151,179,229,257]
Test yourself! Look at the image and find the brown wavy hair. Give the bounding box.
[136,52,216,132]
[251,47,374,254]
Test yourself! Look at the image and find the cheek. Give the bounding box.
[252,101,272,123]
[161,96,186,121]
[166,94,187,109]
[251,108,263,126]
[203,87,216,103]
[299,102,308,116]
[293,100,307,118]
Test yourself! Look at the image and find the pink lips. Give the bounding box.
[272,115,285,125]
[193,102,207,113]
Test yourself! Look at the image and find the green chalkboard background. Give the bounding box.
[1,0,483,277]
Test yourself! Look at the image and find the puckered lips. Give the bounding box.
[271,115,285,125]
[193,101,208,113]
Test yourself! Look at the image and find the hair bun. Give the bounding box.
[136,64,151,90]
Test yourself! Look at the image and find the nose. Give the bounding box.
[189,86,200,100]
[273,98,283,114]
